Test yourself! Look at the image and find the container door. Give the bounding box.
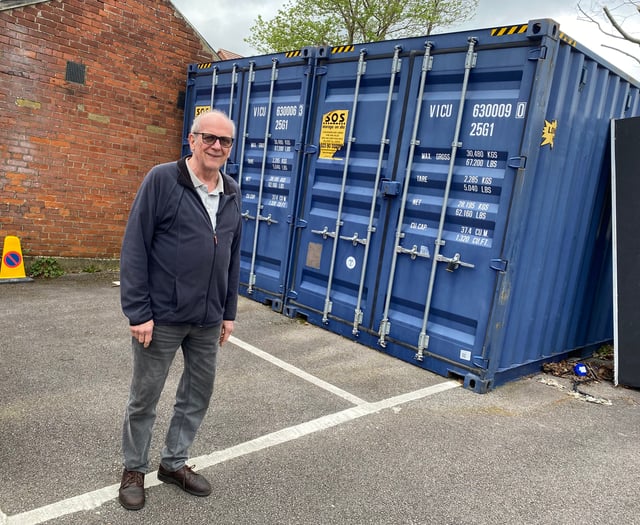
[184,53,314,310]
[286,31,539,381]
[234,53,315,309]
[374,37,533,377]
[285,44,409,331]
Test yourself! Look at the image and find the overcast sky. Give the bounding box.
[170,0,640,79]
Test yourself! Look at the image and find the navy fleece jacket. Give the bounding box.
[120,157,242,327]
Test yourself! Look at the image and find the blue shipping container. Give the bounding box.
[183,19,640,392]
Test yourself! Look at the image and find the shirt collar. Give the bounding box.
[186,157,224,194]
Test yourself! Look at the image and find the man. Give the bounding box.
[118,110,242,510]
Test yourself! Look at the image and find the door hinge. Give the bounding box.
[528,46,547,61]
[508,156,526,169]
[490,258,508,273]
[380,180,401,197]
[472,355,489,368]
[303,144,318,155]
[288,217,307,229]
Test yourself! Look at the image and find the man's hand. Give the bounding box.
[219,320,234,346]
[131,319,154,348]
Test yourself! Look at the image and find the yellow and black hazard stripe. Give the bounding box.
[285,45,355,58]
[559,32,577,47]
[331,45,355,54]
[490,24,528,37]
[196,62,214,69]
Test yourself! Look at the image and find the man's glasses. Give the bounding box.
[193,133,234,148]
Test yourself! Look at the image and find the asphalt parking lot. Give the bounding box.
[1,273,639,525]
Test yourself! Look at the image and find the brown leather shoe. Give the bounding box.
[118,469,145,510]
[157,464,211,496]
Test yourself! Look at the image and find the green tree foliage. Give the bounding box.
[246,0,478,54]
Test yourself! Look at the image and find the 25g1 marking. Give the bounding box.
[470,122,495,137]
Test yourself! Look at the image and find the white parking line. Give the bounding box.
[229,335,368,405]
[4,337,459,524]
[189,379,461,473]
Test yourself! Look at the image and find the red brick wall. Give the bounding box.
[0,0,216,258]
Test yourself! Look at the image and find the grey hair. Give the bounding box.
[190,109,236,136]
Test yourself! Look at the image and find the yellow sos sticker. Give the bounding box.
[319,110,349,160]
[195,105,211,117]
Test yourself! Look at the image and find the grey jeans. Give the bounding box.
[122,323,220,473]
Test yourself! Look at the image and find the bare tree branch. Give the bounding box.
[603,5,640,44]
[602,43,640,64]
[577,2,624,40]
